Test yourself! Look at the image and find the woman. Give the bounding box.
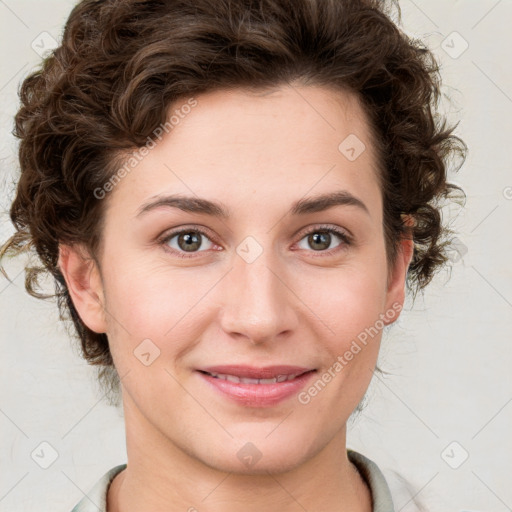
[0,0,466,510]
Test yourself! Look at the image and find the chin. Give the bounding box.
[193,428,317,476]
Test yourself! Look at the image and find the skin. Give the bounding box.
[59,84,414,512]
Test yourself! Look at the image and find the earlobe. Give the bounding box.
[383,217,415,324]
[57,244,108,334]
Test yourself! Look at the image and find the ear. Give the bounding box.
[383,215,415,325]
[57,244,108,334]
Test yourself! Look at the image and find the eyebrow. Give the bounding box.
[136,190,370,218]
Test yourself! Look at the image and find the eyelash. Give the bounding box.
[159,224,353,259]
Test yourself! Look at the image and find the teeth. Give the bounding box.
[241,377,261,384]
[208,372,303,384]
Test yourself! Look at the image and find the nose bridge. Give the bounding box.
[219,238,295,343]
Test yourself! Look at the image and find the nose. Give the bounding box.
[218,246,298,345]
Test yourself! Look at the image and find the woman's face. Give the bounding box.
[66,84,412,473]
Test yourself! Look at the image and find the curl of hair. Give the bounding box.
[1,0,466,405]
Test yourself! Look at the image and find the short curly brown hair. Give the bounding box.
[1,0,466,405]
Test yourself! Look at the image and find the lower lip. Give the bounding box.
[197,370,316,407]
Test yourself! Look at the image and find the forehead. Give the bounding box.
[168,85,375,159]
[108,84,382,221]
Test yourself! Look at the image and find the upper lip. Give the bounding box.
[198,365,315,379]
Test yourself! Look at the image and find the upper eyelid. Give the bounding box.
[295,224,351,239]
[160,225,217,243]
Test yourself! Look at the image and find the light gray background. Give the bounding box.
[0,1,511,511]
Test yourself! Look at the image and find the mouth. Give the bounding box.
[195,365,317,407]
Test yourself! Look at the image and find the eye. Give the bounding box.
[295,225,352,255]
[159,224,353,259]
[160,227,217,259]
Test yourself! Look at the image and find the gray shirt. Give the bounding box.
[70,449,397,511]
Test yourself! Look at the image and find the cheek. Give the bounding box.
[102,257,195,326]
[101,261,214,365]
[296,268,387,389]
[298,263,387,333]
